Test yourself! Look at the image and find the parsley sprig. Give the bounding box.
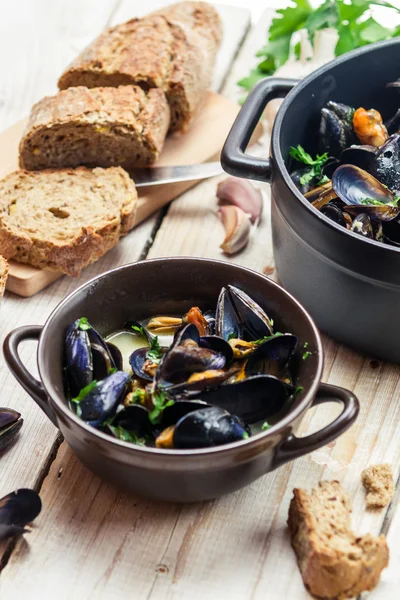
[148,389,174,425]
[238,0,400,95]
[71,380,97,404]
[147,336,163,362]
[290,145,329,185]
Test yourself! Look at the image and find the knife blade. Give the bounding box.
[130,161,223,187]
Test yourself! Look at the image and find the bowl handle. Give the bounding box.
[272,383,359,470]
[221,77,298,182]
[3,326,58,427]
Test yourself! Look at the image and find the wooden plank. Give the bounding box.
[0,1,253,595]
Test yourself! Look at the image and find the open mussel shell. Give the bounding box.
[245,334,298,379]
[163,366,239,398]
[321,157,339,179]
[350,214,374,238]
[199,335,233,364]
[339,145,377,172]
[290,167,317,194]
[159,324,226,384]
[173,406,250,449]
[216,285,273,342]
[332,165,400,222]
[0,408,23,452]
[79,371,130,426]
[382,219,400,246]
[64,320,93,397]
[0,489,42,540]
[106,343,123,371]
[305,182,334,204]
[129,348,154,381]
[371,134,400,192]
[197,374,293,424]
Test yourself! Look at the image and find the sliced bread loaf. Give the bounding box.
[0,255,8,300]
[288,480,389,599]
[19,85,170,171]
[0,167,137,276]
[57,2,222,132]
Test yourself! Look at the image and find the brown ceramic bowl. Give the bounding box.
[4,258,359,502]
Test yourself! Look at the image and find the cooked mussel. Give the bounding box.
[159,324,226,384]
[350,214,374,238]
[245,334,298,380]
[319,203,346,226]
[130,348,159,381]
[0,408,23,451]
[173,406,250,449]
[319,101,357,157]
[65,318,118,397]
[216,285,273,342]
[352,107,388,147]
[197,374,293,424]
[339,145,377,172]
[0,489,42,540]
[78,371,130,426]
[105,405,153,440]
[332,165,400,221]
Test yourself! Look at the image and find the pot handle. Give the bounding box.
[221,77,298,182]
[272,383,359,470]
[3,326,58,427]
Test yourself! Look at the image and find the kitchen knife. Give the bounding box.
[131,161,223,187]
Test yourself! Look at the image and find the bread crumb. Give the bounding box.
[362,464,394,508]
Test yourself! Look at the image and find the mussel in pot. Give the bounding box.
[319,101,357,157]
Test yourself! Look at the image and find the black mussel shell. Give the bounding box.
[382,219,400,246]
[0,408,23,452]
[245,334,298,378]
[319,102,357,158]
[161,400,209,428]
[197,374,293,424]
[216,286,273,342]
[371,134,400,192]
[385,109,400,135]
[173,406,249,449]
[305,182,334,204]
[321,157,339,179]
[64,320,93,397]
[110,405,152,437]
[200,335,233,364]
[107,343,123,371]
[79,371,130,426]
[129,348,154,381]
[319,203,346,226]
[332,165,399,222]
[164,367,239,397]
[339,145,377,172]
[91,343,114,381]
[0,489,42,540]
[350,214,374,238]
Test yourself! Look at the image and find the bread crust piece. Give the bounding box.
[288,481,389,599]
[0,255,8,300]
[58,2,222,132]
[362,464,394,508]
[19,86,169,171]
[0,167,137,276]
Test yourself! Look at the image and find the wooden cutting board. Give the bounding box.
[2,91,261,297]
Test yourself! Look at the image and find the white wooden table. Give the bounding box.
[1,2,400,598]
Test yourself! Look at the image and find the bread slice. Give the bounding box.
[0,255,8,300]
[288,481,389,599]
[19,85,170,171]
[0,167,137,276]
[362,464,394,508]
[58,2,222,132]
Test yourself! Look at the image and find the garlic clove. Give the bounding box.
[217,177,262,223]
[218,205,252,255]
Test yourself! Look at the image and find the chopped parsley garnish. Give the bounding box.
[108,425,146,446]
[254,332,283,345]
[131,323,145,335]
[148,390,174,425]
[242,431,249,439]
[71,380,97,403]
[147,336,163,362]
[302,351,312,360]
[78,317,91,331]
[108,367,117,375]
[131,388,146,404]
[294,385,304,396]
[261,421,272,431]
[290,145,329,185]
[303,342,308,348]
[227,331,238,341]
[361,196,400,207]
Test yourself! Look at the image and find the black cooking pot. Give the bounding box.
[222,39,400,362]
